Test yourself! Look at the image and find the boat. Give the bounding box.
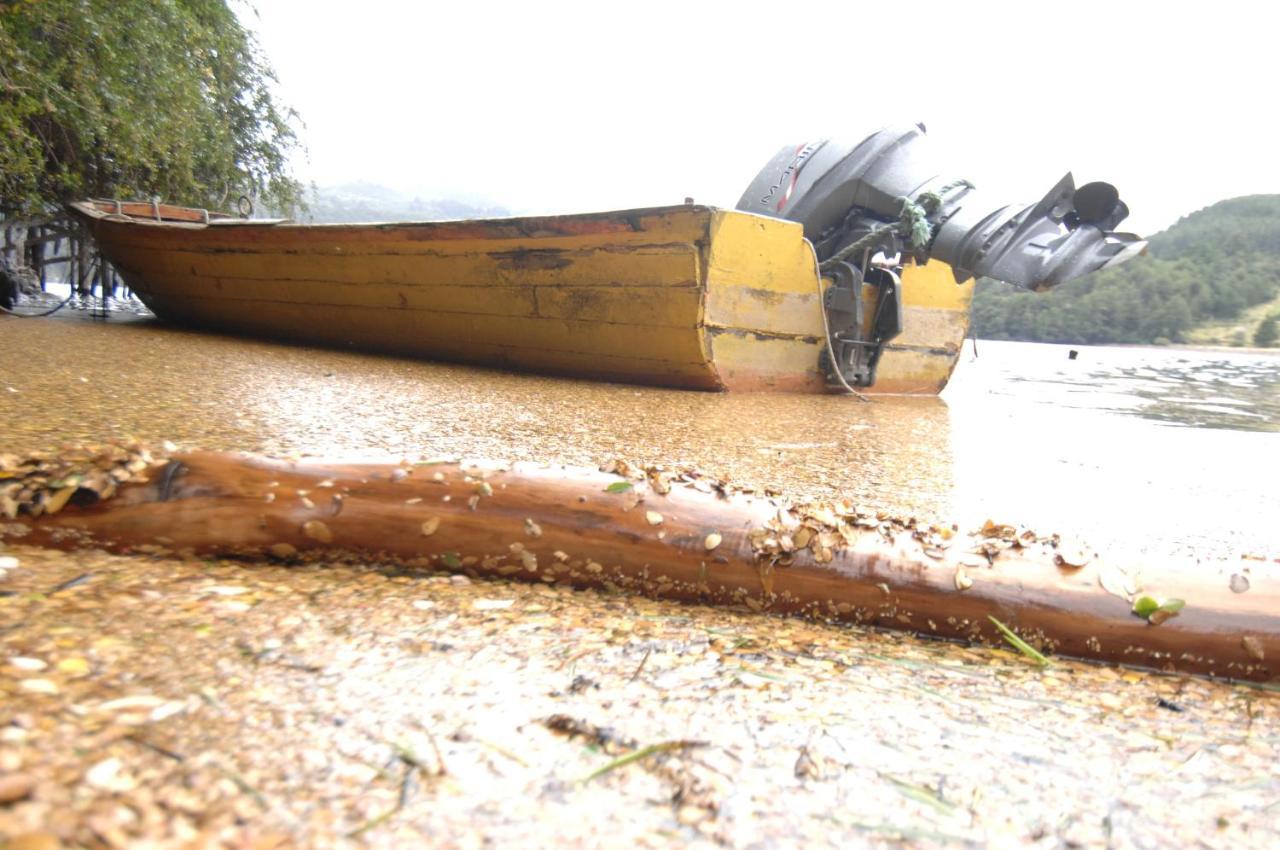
[68,126,1143,395]
[69,199,973,394]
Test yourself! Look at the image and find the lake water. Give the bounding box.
[2,314,1277,562]
[943,341,1279,560]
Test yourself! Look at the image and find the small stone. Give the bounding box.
[18,678,58,695]
[203,585,249,596]
[420,517,441,536]
[8,657,47,672]
[473,598,514,611]
[0,772,36,804]
[448,575,471,586]
[524,518,543,538]
[98,695,168,712]
[676,804,706,826]
[645,511,663,526]
[268,543,297,558]
[1242,635,1265,662]
[56,657,91,677]
[6,831,61,850]
[1229,574,1250,594]
[954,567,973,591]
[85,757,135,792]
[302,520,332,543]
[0,555,19,570]
[704,532,722,551]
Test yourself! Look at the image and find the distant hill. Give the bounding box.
[971,195,1280,346]
[302,182,511,224]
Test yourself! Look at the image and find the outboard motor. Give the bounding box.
[737,124,1146,387]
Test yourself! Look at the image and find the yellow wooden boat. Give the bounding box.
[70,199,972,394]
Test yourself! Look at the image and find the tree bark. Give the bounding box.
[6,450,1276,682]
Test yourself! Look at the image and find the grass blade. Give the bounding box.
[987,616,1051,667]
[581,740,705,782]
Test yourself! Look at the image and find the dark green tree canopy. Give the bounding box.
[972,195,1280,345]
[0,0,302,216]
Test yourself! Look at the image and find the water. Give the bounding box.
[2,316,1277,560]
[944,341,1280,560]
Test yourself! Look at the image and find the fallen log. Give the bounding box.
[2,446,1276,681]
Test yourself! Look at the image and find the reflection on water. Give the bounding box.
[944,341,1280,560]
[1,318,1276,559]
[0,315,956,520]
[954,341,1280,433]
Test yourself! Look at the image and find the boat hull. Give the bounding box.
[72,202,972,394]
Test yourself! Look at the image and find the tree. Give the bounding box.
[1255,314,1280,347]
[0,0,302,217]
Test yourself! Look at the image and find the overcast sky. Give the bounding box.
[247,0,1277,235]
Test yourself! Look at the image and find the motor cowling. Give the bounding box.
[736,124,1146,291]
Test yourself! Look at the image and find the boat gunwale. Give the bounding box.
[69,199,736,237]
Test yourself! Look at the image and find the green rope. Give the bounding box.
[818,179,975,271]
[819,224,896,271]
[937,178,976,195]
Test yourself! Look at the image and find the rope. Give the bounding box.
[819,223,896,272]
[0,290,74,317]
[819,190,945,272]
[1,253,99,318]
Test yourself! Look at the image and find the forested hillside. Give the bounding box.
[972,196,1280,345]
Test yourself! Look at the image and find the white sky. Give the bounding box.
[247,0,1278,235]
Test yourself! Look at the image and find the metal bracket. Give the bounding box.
[819,262,903,388]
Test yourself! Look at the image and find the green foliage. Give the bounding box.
[0,0,302,216]
[972,196,1280,345]
[1255,313,1280,347]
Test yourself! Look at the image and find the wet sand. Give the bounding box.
[1,314,1278,848]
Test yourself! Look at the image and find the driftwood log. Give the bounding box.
[3,449,1276,682]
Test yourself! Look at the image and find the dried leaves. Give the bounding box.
[0,442,166,519]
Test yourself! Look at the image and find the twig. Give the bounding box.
[126,734,185,762]
[425,731,448,776]
[347,760,415,838]
[390,736,446,777]
[879,772,959,816]
[987,616,1052,667]
[215,763,270,811]
[49,572,91,594]
[581,740,707,783]
[397,761,414,809]
[558,646,598,672]
[347,806,397,839]
[627,647,652,683]
[473,737,529,767]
